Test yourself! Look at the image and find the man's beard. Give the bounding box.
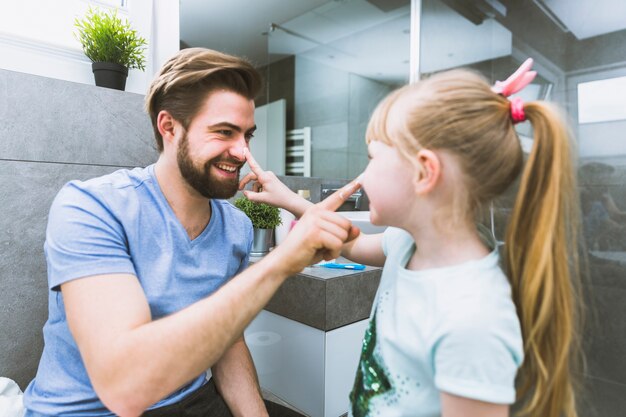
[177,133,241,199]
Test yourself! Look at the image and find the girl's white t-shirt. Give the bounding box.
[349,227,523,417]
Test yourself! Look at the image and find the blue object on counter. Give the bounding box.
[319,262,366,270]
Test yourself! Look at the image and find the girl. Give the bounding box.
[240,59,582,417]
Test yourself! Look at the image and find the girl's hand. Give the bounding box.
[238,148,313,217]
[267,180,362,276]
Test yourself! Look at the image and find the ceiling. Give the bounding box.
[179,0,330,66]
[537,0,626,40]
[180,0,412,84]
[180,0,626,82]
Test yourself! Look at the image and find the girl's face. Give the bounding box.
[362,141,416,227]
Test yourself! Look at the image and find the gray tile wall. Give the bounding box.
[0,69,158,390]
[578,162,626,416]
[294,56,394,179]
[257,56,296,130]
[347,73,394,177]
[485,159,626,415]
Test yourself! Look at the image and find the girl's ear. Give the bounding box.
[414,149,441,195]
[156,110,179,147]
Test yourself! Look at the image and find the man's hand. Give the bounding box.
[239,148,312,218]
[265,180,362,276]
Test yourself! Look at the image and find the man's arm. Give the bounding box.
[63,259,284,417]
[340,232,386,267]
[63,182,362,417]
[211,336,268,417]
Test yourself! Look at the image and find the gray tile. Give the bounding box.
[348,74,393,126]
[346,151,368,180]
[0,69,158,167]
[578,376,626,417]
[311,122,348,151]
[0,160,130,389]
[294,57,349,128]
[346,74,393,170]
[580,178,626,249]
[325,269,380,330]
[583,253,626,289]
[312,150,349,179]
[268,56,296,130]
[265,274,327,330]
[582,285,626,385]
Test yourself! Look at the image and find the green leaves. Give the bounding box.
[234,197,283,229]
[74,7,147,71]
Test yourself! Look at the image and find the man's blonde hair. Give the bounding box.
[145,48,262,151]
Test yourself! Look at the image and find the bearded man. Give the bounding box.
[23,48,359,417]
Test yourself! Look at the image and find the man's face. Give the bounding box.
[177,90,256,199]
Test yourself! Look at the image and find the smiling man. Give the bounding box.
[23,48,360,417]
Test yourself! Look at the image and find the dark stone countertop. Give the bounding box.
[250,256,382,331]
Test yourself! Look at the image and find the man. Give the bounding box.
[23,48,360,417]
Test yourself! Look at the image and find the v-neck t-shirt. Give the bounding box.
[24,164,253,416]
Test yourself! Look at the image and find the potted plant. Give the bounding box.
[234,197,282,256]
[74,7,147,91]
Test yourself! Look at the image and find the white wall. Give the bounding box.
[0,0,179,94]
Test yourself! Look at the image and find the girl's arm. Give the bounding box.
[239,149,312,218]
[240,148,386,266]
[341,233,386,267]
[441,392,508,417]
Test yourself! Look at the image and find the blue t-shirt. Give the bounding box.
[349,227,523,417]
[23,165,253,417]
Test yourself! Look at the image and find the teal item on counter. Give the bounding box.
[319,262,365,270]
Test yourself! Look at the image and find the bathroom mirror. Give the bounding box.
[262,0,411,179]
[181,0,626,180]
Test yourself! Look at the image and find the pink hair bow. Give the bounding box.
[491,58,537,97]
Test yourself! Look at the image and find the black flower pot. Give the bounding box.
[91,62,129,91]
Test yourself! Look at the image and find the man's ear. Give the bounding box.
[156,110,179,146]
[414,149,441,195]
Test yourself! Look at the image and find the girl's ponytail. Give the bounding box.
[504,101,582,417]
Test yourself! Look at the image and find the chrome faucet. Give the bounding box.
[321,186,363,210]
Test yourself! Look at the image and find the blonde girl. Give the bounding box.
[240,59,582,417]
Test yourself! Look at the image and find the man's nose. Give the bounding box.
[229,135,247,161]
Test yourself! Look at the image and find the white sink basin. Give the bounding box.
[338,211,387,234]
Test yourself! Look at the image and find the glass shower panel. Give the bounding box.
[419,1,626,414]
[420,0,626,239]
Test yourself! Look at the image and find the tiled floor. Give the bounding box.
[262,389,350,417]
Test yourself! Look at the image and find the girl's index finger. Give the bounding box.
[317,178,362,212]
[244,147,264,175]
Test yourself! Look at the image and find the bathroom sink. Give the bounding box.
[338,211,387,234]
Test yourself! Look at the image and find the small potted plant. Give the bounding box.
[234,197,282,256]
[74,7,147,91]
